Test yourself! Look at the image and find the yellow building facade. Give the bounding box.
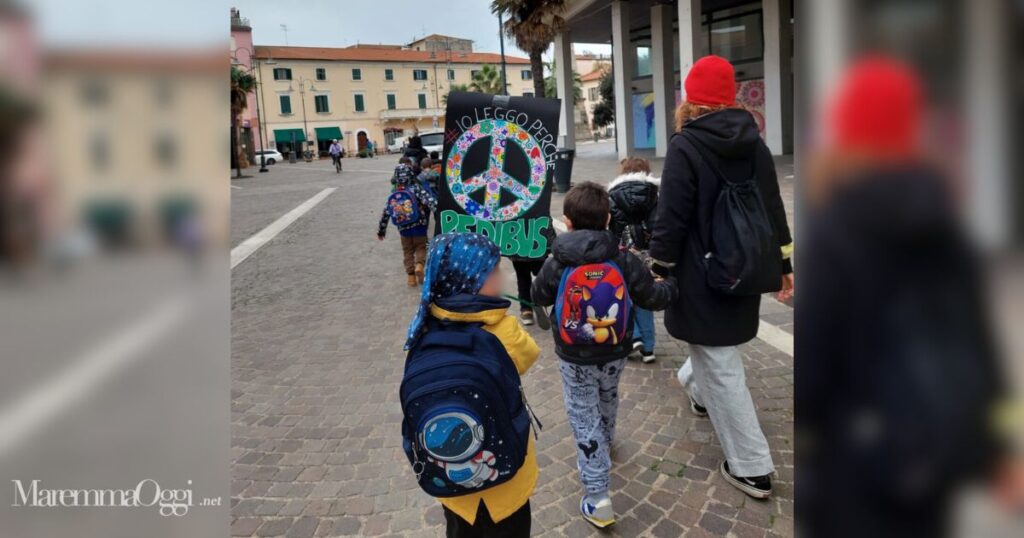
[253,42,534,157]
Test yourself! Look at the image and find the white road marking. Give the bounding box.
[231,185,243,190]
[757,296,794,356]
[0,295,189,457]
[231,187,336,269]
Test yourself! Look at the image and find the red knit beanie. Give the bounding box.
[684,55,736,107]
[829,57,922,156]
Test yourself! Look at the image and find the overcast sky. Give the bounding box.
[26,0,610,56]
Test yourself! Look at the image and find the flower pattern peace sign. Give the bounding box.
[445,119,548,221]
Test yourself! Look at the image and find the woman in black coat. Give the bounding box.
[647,56,793,499]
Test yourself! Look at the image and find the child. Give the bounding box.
[429,150,442,174]
[608,157,661,363]
[417,157,440,197]
[377,163,437,286]
[403,233,541,537]
[531,182,676,527]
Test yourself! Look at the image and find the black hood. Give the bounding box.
[552,230,620,265]
[682,108,761,159]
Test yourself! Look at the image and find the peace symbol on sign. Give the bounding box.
[445,119,547,221]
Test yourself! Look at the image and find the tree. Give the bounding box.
[469,65,504,95]
[543,60,582,104]
[442,83,470,105]
[492,0,567,98]
[230,65,257,178]
[591,68,615,130]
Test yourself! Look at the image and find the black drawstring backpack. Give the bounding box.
[680,130,782,296]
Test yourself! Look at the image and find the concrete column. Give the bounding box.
[554,31,576,149]
[762,0,784,155]
[677,0,701,96]
[611,0,634,159]
[650,2,675,157]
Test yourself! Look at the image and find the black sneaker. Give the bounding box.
[689,396,708,417]
[640,350,656,364]
[720,461,772,499]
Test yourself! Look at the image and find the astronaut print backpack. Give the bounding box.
[386,187,421,230]
[400,322,538,497]
[554,262,632,346]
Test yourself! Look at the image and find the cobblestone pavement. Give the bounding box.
[231,143,794,537]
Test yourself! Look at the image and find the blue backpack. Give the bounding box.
[387,188,422,229]
[400,321,539,497]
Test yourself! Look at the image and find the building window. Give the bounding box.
[386,94,397,110]
[273,68,292,80]
[523,92,534,98]
[417,93,427,109]
[470,70,480,79]
[588,87,599,101]
[315,95,330,113]
[413,69,428,81]
[385,68,394,81]
[634,45,652,77]
[315,67,326,81]
[521,69,532,80]
[279,95,292,114]
[352,68,362,81]
[447,69,455,80]
[354,94,365,112]
[155,133,178,170]
[90,133,110,172]
[81,80,110,106]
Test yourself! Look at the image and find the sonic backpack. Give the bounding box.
[554,262,632,346]
[400,322,541,497]
[386,187,422,230]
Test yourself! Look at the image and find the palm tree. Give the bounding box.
[443,83,470,105]
[469,65,504,95]
[492,0,567,98]
[543,60,582,103]
[230,65,257,178]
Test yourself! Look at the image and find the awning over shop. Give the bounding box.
[314,126,343,140]
[273,128,305,143]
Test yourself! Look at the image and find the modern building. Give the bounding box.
[252,40,533,158]
[551,0,793,158]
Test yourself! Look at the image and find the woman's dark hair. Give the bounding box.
[563,181,610,231]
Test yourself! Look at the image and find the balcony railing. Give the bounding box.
[379,107,444,120]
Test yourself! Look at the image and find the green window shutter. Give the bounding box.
[354,94,364,112]
[385,69,394,81]
[352,68,361,80]
[386,94,396,110]
[316,68,326,80]
[417,94,427,109]
[447,69,455,80]
[279,95,292,114]
[315,95,329,113]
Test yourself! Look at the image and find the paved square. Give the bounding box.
[231,142,794,536]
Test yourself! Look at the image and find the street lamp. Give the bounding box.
[232,47,271,173]
[289,77,317,160]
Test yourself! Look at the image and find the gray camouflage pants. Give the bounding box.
[558,358,626,497]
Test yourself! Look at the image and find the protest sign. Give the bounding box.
[437,92,561,259]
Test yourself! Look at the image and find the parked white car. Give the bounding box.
[387,137,406,154]
[419,131,444,155]
[253,149,283,165]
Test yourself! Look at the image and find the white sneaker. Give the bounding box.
[640,350,656,363]
[580,494,615,528]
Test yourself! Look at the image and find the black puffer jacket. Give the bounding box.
[608,172,660,251]
[531,229,677,365]
[648,109,792,346]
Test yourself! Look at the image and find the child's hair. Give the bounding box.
[399,156,412,165]
[563,181,610,231]
[429,151,440,160]
[619,157,651,175]
[420,157,432,169]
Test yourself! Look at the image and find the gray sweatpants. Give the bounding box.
[678,344,774,477]
[558,358,626,497]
